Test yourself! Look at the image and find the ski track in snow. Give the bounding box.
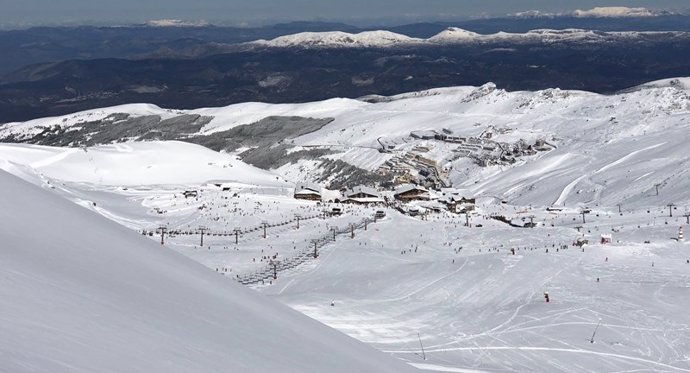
[593,142,666,175]
[410,362,490,372]
[112,143,134,153]
[554,174,587,206]
[553,142,666,206]
[394,346,690,372]
[29,148,80,168]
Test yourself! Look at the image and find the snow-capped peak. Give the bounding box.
[427,27,481,43]
[573,7,658,18]
[510,10,553,18]
[255,30,421,48]
[145,19,209,27]
[625,77,690,92]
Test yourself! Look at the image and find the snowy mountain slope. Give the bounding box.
[193,97,365,135]
[0,141,286,187]
[0,169,420,373]
[0,103,181,140]
[4,153,685,373]
[198,82,690,209]
[2,78,690,208]
[628,77,690,91]
[259,208,690,372]
[2,79,690,372]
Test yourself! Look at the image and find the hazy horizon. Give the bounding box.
[1,0,689,29]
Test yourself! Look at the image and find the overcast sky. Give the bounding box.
[1,0,688,27]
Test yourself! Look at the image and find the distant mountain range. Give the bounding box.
[3,11,690,74]
[2,11,690,123]
[511,6,674,18]
[249,28,689,48]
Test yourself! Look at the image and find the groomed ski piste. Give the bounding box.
[1,78,690,372]
[0,169,419,373]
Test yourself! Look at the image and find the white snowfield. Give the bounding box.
[0,141,286,187]
[0,169,419,373]
[1,78,690,372]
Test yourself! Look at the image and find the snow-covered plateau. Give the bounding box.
[1,78,690,372]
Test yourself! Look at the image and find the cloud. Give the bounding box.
[0,0,687,27]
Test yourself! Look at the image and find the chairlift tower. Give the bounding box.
[261,221,269,239]
[198,226,208,247]
[270,260,280,279]
[330,226,337,241]
[580,209,589,224]
[310,239,320,258]
[233,227,242,245]
[156,226,168,245]
[667,203,676,218]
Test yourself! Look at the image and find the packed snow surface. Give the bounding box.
[0,169,419,373]
[3,155,688,372]
[0,141,286,187]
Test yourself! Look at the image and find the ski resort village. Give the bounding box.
[2,78,690,372]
